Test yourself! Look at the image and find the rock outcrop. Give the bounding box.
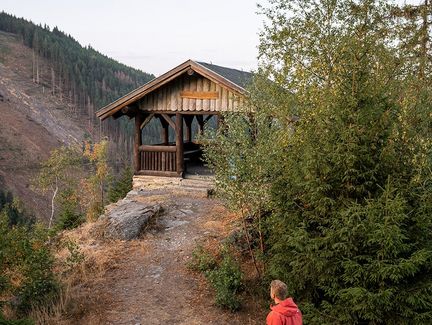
[101,199,162,240]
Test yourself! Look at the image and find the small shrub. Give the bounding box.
[56,190,84,230]
[0,206,59,320]
[63,240,85,274]
[0,314,33,325]
[16,233,59,315]
[0,195,35,228]
[188,245,217,272]
[56,209,84,230]
[206,247,243,311]
[108,167,133,203]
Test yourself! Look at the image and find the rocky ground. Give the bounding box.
[59,188,266,325]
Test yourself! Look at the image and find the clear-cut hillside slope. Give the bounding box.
[0,30,87,219]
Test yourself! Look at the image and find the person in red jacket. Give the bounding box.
[266,280,303,325]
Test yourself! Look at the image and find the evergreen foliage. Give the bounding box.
[108,167,133,203]
[188,245,218,272]
[189,245,243,311]
[205,0,432,323]
[206,248,243,311]
[55,189,84,230]
[0,192,35,228]
[0,192,58,322]
[0,315,33,325]
[0,191,13,211]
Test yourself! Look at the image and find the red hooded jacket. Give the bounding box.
[266,298,303,325]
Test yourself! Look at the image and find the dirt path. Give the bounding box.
[91,190,264,325]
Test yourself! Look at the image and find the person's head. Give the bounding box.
[270,280,288,302]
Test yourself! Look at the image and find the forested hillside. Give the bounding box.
[0,11,154,142]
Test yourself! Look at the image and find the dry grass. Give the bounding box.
[29,285,71,325]
[56,222,124,280]
[28,220,138,325]
[1,304,15,321]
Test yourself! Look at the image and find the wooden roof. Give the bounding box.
[96,59,253,120]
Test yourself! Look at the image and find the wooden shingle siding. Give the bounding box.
[96,60,252,120]
[138,74,242,112]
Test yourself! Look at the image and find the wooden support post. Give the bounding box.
[184,115,193,143]
[196,115,204,135]
[162,123,169,144]
[175,113,184,175]
[159,115,169,145]
[134,113,144,174]
[216,114,223,129]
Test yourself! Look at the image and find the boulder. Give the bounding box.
[102,200,162,240]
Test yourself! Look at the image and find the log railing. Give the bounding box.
[139,145,177,173]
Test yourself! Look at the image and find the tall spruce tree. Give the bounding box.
[205,0,432,323]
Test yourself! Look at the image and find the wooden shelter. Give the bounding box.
[96,59,252,177]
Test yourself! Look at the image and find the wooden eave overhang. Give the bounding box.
[96,59,249,121]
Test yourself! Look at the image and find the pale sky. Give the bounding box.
[1,1,421,76]
[1,0,267,76]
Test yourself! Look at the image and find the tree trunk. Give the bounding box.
[36,55,39,84]
[175,113,184,175]
[134,113,144,173]
[32,49,35,83]
[51,66,55,95]
[48,178,59,229]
